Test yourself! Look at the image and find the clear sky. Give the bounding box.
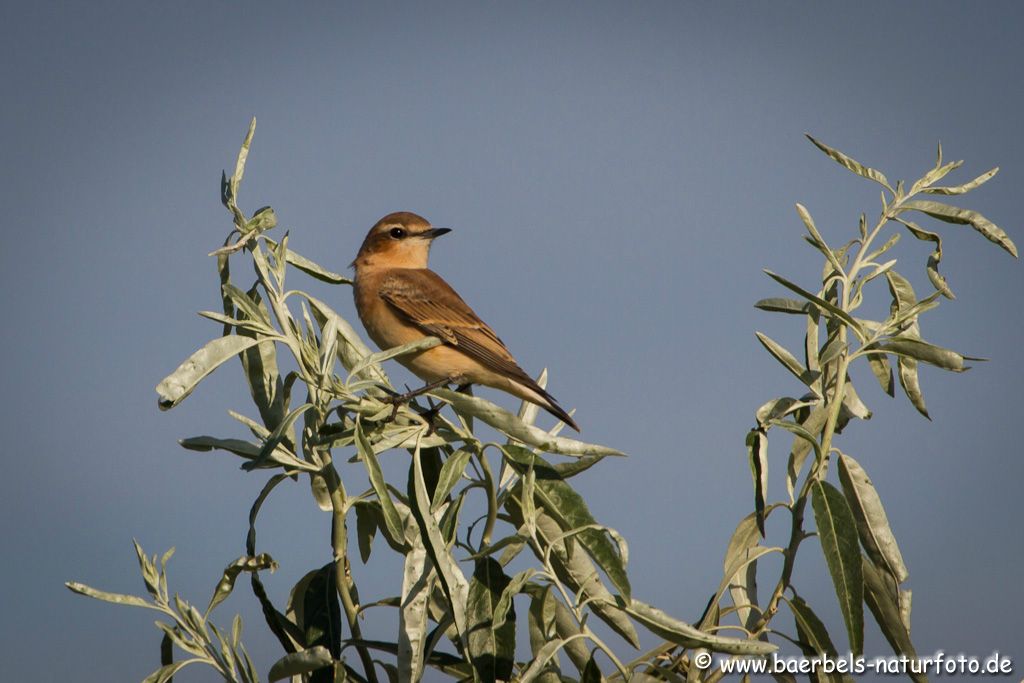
[2,2,1022,681]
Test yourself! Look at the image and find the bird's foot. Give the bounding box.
[377,379,452,424]
[418,397,445,436]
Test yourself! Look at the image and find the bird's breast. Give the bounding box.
[354,271,474,384]
[354,278,417,350]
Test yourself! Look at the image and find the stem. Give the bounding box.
[322,454,379,683]
[754,253,856,632]
[585,629,631,680]
[475,448,498,548]
[752,185,921,636]
[525,506,627,677]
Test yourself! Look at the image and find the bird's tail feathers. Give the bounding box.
[513,380,580,432]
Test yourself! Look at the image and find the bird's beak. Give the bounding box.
[423,227,451,240]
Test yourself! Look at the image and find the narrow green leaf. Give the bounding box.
[433,388,623,457]
[355,421,405,547]
[786,407,828,504]
[248,206,278,236]
[180,436,261,460]
[355,503,377,564]
[895,217,940,246]
[871,338,967,372]
[811,481,864,656]
[531,474,631,601]
[719,513,761,632]
[302,292,391,385]
[411,440,470,641]
[755,333,819,387]
[346,336,442,385]
[787,596,839,657]
[155,621,205,657]
[763,271,864,340]
[492,568,535,631]
[507,492,639,647]
[926,252,955,300]
[754,297,814,315]
[805,305,821,394]
[207,553,277,615]
[242,403,316,472]
[756,397,812,426]
[346,639,472,679]
[865,352,894,397]
[210,623,237,677]
[899,588,913,634]
[141,659,204,683]
[728,562,760,635]
[885,271,916,312]
[232,118,256,194]
[264,236,352,284]
[621,599,777,655]
[247,474,289,559]
[319,313,339,380]
[915,158,962,191]
[581,653,602,683]
[890,293,942,333]
[862,558,925,683]
[745,429,768,537]
[898,355,929,418]
[708,543,782,632]
[235,288,289,435]
[818,334,847,369]
[134,541,160,598]
[922,166,998,195]
[838,454,909,584]
[156,335,266,410]
[796,203,845,275]
[841,377,872,422]
[863,232,900,264]
[806,135,891,190]
[268,647,335,682]
[287,564,343,659]
[399,520,430,683]
[519,635,587,683]
[862,259,898,285]
[432,450,472,511]
[221,283,272,326]
[197,310,273,334]
[232,613,242,649]
[467,557,516,682]
[65,582,156,610]
[901,200,1017,257]
[525,584,589,676]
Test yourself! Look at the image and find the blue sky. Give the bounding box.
[2,2,1022,680]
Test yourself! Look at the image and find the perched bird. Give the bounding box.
[352,211,579,431]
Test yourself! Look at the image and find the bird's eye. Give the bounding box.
[389,227,406,239]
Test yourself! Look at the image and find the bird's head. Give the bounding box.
[352,211,451,270]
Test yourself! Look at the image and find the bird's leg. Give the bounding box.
[417,382,477,436]
[381,377,453,422]
[420,397,443,435]
[418,383,474,434]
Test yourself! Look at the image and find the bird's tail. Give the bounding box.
[512,380,580,432]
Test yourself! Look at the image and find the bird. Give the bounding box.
[351,211,579,431]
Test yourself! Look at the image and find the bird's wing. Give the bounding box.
[377,269,537,386]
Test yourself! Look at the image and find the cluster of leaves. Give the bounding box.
[66,122,1013,682]
[703,136,1013,682]
[67,543,275,682]
[67,119,775,683]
